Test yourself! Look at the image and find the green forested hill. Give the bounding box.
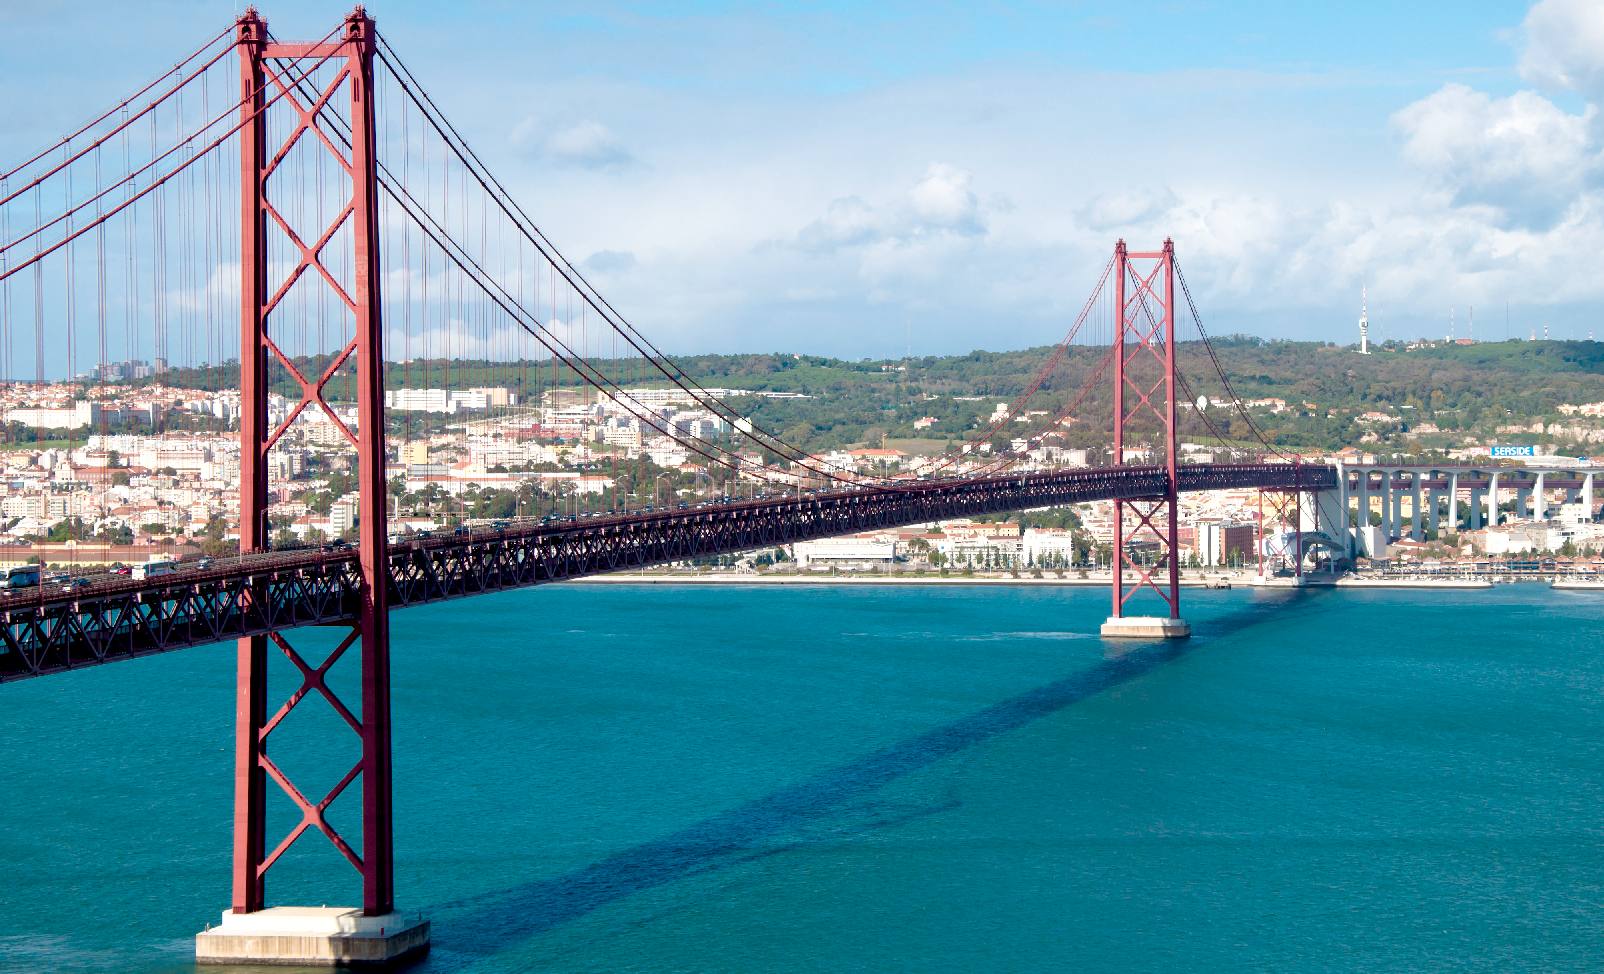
[657,338,1604,454]
[141,338,1604,456]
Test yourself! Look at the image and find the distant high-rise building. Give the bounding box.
[1358,287,1370,355]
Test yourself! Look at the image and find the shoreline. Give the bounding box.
[570,572,1231,588]
[568,571,1551,591]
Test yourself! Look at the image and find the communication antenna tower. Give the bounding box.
[1358,286,1370,354]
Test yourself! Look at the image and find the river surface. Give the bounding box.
[2,582,1603,973]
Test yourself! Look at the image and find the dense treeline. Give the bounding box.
[135,337,1604,456]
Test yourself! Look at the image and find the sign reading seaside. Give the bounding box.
[1490,444,1536,458]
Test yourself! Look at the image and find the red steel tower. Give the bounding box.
[198,7,428,966]
[1103,239,1190,639]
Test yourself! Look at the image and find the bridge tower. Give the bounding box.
[1102,240,1190,639]
[195,7,429,967]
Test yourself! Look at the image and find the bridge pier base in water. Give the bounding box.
[196,907,429,968]
[1100,616,1191,639]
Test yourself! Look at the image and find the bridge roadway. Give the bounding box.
[0,462,1334,683]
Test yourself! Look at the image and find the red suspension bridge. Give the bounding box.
[0,7,1336,966]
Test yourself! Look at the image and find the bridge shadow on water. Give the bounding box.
[428,588,1326,967]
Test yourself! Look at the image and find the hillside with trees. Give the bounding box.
[139,338,1604,458]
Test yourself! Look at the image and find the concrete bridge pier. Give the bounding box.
[1534,472,1547,521]
[1487,473,1500,528]
[196,909,430,968]
[1409,472,1423,541]
[1427,481,1440,538]
[1374,472,1386,538]
[1377,471,1392,538]
[1447,472,1459,535]
[1587,473,1597,521]
[1371,474,1383,537]
[1391,473,1405,538]
[1101,616,1192,638]
[1394,472,1404,539]
[1382,471,1395,539]
[1353,472,1369,553]
[1335,463,1353,558]
[1377,472,1390,536]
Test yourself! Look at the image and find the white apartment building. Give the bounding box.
[384,388,517,414]
[793,536,897,568]
[939,532,1026,567]
[1484,523,1567,555]
[1022,527,1077,566]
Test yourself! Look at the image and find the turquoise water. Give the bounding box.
[3,582,1604,972]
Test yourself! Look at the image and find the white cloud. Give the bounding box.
[513,119,634,170]
[1520,0,1604,99]
[1392,83,1596,226]
[794,163,989,256]
[1077,188,1180,233]
[797,196,880,251]
[906,163,984,236]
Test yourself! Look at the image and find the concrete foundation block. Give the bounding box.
[1100,616,1191,639]
[196,906,429,968]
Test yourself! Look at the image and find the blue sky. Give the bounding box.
[3,1,1601,357]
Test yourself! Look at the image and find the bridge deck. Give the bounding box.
[0,463,1334,683]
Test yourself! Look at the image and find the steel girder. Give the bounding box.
[0,561,363,681]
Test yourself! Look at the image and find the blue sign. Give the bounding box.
[1490,444,1536,457]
